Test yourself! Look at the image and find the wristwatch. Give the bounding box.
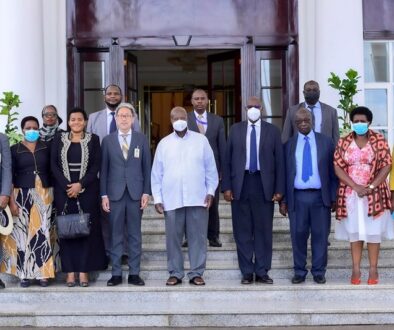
[369,184,375,189]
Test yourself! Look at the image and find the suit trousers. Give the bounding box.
[231,172,274,277]
[101,208,129,257]
[109,191,142,276]
[165,206,208,279]
[288,189,330,278]
[207,187,220,240]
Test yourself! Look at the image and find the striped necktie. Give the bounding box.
[121,134,129,160]
[197,114,205,134]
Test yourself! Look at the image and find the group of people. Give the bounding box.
[0,81,393,289]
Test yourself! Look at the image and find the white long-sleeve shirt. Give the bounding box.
[151,130,219,211]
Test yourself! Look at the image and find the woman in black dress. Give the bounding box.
[51,108,107,287]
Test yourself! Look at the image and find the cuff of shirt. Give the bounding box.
[101,195,108,199]
[152,195,162,204]
[207,188,216,196]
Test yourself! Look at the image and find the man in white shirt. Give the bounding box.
[151,106,218,286]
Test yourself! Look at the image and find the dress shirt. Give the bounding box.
[194,110,208,130]
[151,130,218,211]
[294,131,322,189]
[107,109,116,135]
[117,129,132,147]
[305,101,322,133]
[245,119,261,171]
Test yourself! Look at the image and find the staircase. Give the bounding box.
[1,200,394,327]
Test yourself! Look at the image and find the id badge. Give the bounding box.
[134,147,140,158]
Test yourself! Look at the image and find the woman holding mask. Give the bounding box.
[2,116,55,287]
[51,108,107,287]
[39,105,63,142]
[334,107,393,285]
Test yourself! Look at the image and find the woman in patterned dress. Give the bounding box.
[334,106,393,285]
[51,108,107,287]
[3,116,55,287]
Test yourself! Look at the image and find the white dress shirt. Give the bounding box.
[304,101,322,133]
[245,119,261,170]
[151,130,218,211]
[194,110,208,130]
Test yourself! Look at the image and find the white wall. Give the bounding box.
[0,0,66,131]
[298,0,365,115]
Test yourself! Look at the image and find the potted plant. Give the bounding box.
[327,68,360,134]
[0,91,22,145]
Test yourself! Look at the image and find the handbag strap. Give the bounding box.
[61,197,84,215]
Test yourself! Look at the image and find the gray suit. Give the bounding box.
[0,133,12,198]
[87,108,141,144]
[100,131,151,276]
[187,111,226,240]
[281,102,339,144]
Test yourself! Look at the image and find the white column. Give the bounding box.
[298,0,365,107]
[0,0,45,126]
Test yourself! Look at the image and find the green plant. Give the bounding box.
[0,91,22,145]
[328,69,360,131]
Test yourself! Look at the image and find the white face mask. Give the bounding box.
[247,107,261,122]
[172,119,187,132]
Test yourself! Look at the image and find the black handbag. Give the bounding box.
[55,198,91,239]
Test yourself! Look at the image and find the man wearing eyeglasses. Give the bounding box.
[281,80,339,144]
[100,103,151,287]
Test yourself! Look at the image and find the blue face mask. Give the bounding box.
[351,122,369,136]
[24,129,40,142]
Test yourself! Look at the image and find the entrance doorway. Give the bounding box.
[124,49,241,149]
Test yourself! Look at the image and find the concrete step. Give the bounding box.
[0,279,393,327]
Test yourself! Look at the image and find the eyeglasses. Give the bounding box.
[43,113,57,118]
[246,105,261,109]
[116,114,132,119]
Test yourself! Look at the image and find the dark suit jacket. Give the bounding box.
[283,132,337,211]
[281,102,340,145]
[187,111,226,173]
[222,120,285,201]
[100,131,151,201]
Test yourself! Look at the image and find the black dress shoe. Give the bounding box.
[128,275,145,286]
[255,275,274,284]
[291,275,306,284]
[241,274,253,284]
[20,279,31,288]
[208,238,222,247]
[0,279,5,289]
[107,276,122,286]
[313,275,326,284]
[182,240,188,248]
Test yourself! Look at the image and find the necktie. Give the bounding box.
[302,136,313,182]
[110,112,117,133]
[307,105,315,129]
[121,134,129,160]
[249,124,257,173]
[197,115,205,134]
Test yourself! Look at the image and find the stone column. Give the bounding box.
[241,40,256,120]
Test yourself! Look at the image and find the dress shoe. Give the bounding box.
[255,274,274,284]
[241,274,253,284]
[367,278,379,285]
[313,275,326,284]
[182,240,188,248]
[20,279,31,288]
[291,275,305,284]
[166,276,182,286]
[208,238,222,247]
[0,279,5,289]
[128,275,145,286]
[39,279,49,287]
[189,276,205,285]
[107,276,123,286]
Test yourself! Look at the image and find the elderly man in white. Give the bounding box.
[151,106,218,286]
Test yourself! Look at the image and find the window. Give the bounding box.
[364,41,394,146]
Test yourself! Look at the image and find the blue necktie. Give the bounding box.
[109,112,116,133]
[302,136,313,182]
[249,124,257,173]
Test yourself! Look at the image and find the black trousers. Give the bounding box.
[207,187,220,240]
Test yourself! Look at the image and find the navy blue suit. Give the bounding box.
[222,120,285,277]
[283,132,337,278]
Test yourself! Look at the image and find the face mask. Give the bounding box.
[352,122,369,135]
[24,129,40,142]
[172,119,187,132]
[247,107,261,122]
[304,91,320,105]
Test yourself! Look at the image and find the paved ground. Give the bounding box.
[5,327,394,329]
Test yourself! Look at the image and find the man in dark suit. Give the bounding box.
[222,96,285,285]
[280,108,337,284]
[100,103,151,286]
[0,133,12,289]
[281,80,339,144]
[187,89,226,247]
